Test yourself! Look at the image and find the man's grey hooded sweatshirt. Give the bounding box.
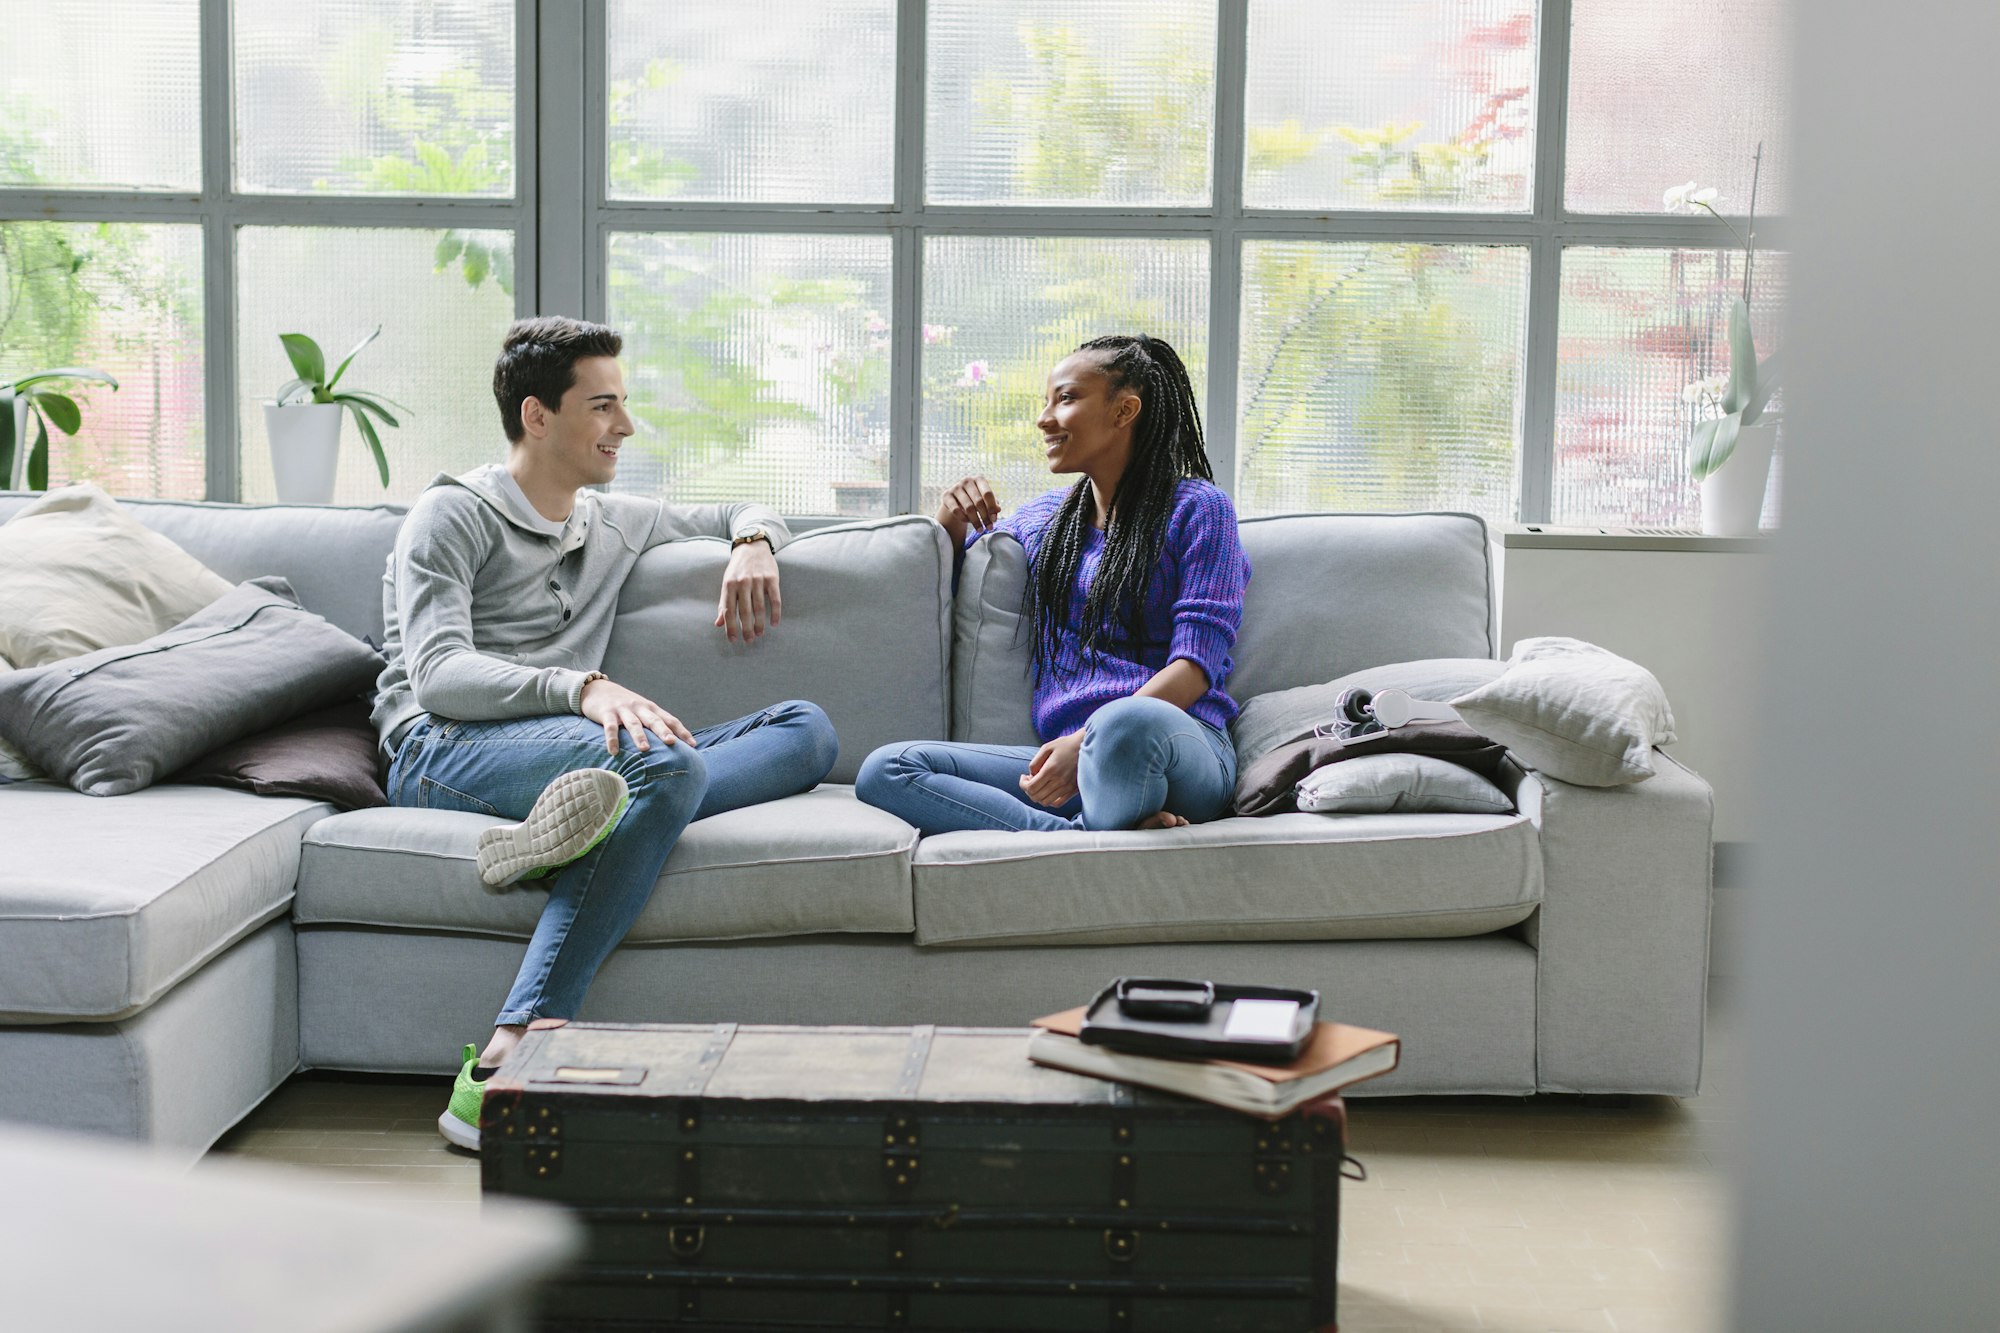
[370,463,789,759]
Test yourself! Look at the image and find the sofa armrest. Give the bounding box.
[1516,750,1715,1095]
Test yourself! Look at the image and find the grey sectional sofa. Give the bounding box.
[0,494,1714,1160]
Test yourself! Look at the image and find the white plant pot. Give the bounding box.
[264,403,345,505]
[1699,422,1778,536]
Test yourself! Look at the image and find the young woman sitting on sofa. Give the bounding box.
[856,333,1249,834]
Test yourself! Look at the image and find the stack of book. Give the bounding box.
[1028,1007,1400,1119]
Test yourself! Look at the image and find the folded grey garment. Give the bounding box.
[0,576,385,797]
[1296,753,1516,815]
[1230,657,1507,772]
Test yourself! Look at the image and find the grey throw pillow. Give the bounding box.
[1296,753,1516,815]
[0,577,385,797]
[1448,636,1677,786]
[1231,657,1507,773]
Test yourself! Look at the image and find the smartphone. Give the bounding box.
[1115,977,1215,1021]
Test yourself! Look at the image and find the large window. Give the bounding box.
[1,0,1788,525]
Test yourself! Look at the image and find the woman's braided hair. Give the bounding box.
[1024,334,1212,683]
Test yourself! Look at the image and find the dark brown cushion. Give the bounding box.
[1233,721,1511,817]
[171,700,386,811]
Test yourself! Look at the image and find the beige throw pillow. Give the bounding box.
[0,483,232,669]
[1449,636,1677,786]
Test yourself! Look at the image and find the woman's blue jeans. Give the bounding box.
[387,700,838,1026]
[854,696,1237,835]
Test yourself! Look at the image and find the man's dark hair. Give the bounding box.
[493,317,624,443]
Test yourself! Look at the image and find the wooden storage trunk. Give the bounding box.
[483,1023,1350,1332]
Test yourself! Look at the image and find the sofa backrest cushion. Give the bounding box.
[603,515,952,785]
[951,511,1495,745]
[0,492,405,647]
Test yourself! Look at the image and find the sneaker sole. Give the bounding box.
[476,767,631,888]
[437,1108,481,1153]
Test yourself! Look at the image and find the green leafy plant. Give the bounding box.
[1,368,118,491]
[273,327,406,487]
[1671,145,1782,481]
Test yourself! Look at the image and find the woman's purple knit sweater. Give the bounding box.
[973,478,1251,743]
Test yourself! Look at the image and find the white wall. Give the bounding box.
[1730,1,2000,1326]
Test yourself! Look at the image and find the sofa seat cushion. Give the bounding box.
[294,785,918,942]
[911,812,1541,948]
[0,782,328,1021]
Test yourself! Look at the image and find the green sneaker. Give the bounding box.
[439,1043,485,1152]
[476,767,631,888]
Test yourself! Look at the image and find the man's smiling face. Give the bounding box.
[531,355,633,488]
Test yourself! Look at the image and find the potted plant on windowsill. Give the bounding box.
[2,368,119,492]
[1670,145,1782,536]
[265,327,406,504]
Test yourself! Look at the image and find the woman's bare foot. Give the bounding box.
[1136,811,1190,830]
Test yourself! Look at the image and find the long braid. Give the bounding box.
[1025,334,1213,683]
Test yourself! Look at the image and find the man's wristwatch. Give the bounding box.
[730,527,772,552]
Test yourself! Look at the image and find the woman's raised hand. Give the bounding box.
[936,475,1001,547]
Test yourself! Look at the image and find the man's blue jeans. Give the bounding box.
[854,696,1236,834]
[387,700,838,1026]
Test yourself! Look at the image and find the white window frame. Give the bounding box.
[0,0,1784,521]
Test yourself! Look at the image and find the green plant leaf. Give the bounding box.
[31,391,80,435]
[11,367,118,392]
[333,393,400,428]
[1690,411,1742,481]
[279,333,327,388]
[349,404,390,488]
[325,326,381,392]
[26,412,48,491]
[1745,349,1782,424]
[491,244,514,297]
[274,377,313,405]
[461,241,489,287]
[0,388,16,488]
[335,388,410,415]
[434,233,465,269]
[1722,299,1756,416]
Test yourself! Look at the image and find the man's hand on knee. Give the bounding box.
[581,677,695,753]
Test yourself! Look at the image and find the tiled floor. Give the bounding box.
[208,984,1739,1332]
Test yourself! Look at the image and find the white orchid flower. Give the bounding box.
[1662,180,1698,212]
[1690,187,1720,207]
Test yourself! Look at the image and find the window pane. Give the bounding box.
[233,0,515,197]
[1237,241,1527,520]
[0,0,200,190]
[606,0,895,203]
[1244,0,1536,212]
[1554,246,1787,526]
[1566,0,1790,214]
[237,226,515,504]
[0,222,205,497]
[922,237,1209,511]
[605,232,894,517]
[927,0,1215,207]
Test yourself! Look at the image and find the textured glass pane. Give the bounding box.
[1237,242,1527,520]
[234,0,515,197]
[605,233,894,517]
[1566,0,1790,214]
[927,0,1215,207]
[237,227,515,504]
[1554,247,1788,527]
[922,237,1209,512]
[0,0,200,190]
[606,0,895,203]
[1245,0,1536,212]
[0,222,205,497]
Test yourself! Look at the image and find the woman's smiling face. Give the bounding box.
[1037,351,1141,478]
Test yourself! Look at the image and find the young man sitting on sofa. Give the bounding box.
[370,316,839,1150]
